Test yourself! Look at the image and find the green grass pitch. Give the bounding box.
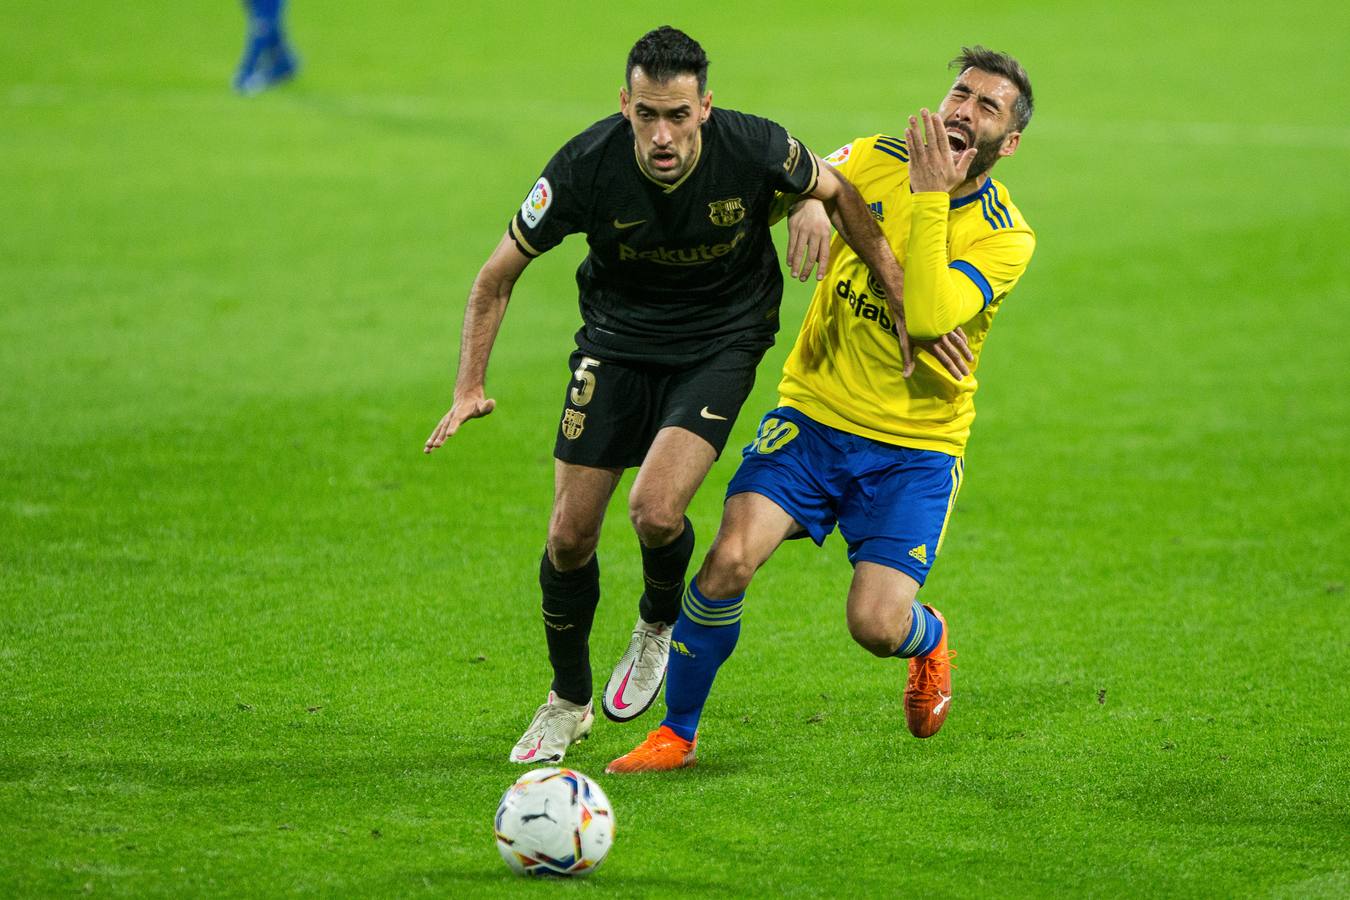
[2,1,1347,896]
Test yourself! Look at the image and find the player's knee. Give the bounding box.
[697,539,757,598]
[847,602,907,658]
[849,620,902,657]
[546,524,600,572]
[628,497,684,548]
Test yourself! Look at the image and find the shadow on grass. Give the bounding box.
[424,865,742,896]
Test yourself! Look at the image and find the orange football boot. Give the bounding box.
[904,605,956,738]
[605,725,697,774]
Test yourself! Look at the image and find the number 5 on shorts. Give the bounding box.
[749,417,799,455]
[571,357,600,406]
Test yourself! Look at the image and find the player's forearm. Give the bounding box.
[453,271,515,396]
[904,192,984,338]
[830,182,904,297]
[780,196,845,233]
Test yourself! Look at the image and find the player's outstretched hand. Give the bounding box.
[786,199,832,282]
[916,327,974,379]
[906,108,977,194]
[424,395,496,454]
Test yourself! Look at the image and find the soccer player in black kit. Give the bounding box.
[425,26,914,763]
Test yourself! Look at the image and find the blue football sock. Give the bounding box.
[243,0,285,51]
[892,601,944,658]
[247,0,284,23]
[661,578,742,741]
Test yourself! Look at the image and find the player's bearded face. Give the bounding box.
[938,69,1022,180]
[956,125,1009,180]
[622,69,710,183]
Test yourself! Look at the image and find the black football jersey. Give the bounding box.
[508,109,819,365]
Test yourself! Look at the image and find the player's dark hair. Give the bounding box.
[950,46,1034,132]
[626,26,709,94]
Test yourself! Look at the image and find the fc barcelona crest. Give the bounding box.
[708,197,745,226]
[561,408,587,440]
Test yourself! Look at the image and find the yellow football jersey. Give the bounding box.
[778,133,1036,456]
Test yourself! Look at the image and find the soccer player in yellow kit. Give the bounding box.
[609,47,1037,771]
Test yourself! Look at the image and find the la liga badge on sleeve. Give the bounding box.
[521,177,552,228]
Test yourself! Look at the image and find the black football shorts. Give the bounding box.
[553,345,765,469]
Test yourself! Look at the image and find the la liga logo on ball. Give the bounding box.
[495,767,615,877]
[520,177,552,228]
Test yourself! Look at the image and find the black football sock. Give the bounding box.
[540,550,601,706]
[638,516,695,626]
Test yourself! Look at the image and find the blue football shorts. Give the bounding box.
[726,406,965,585]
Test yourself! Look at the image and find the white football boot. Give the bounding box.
[509,691,594,764]
[602,618,672,722]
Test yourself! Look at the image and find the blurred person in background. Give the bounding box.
[234,0,298,94]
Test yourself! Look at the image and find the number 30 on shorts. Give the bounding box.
[748,417,799,455]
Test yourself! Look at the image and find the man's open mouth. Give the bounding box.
[945,124,973,152]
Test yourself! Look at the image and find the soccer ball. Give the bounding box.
[494,767,615,877]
